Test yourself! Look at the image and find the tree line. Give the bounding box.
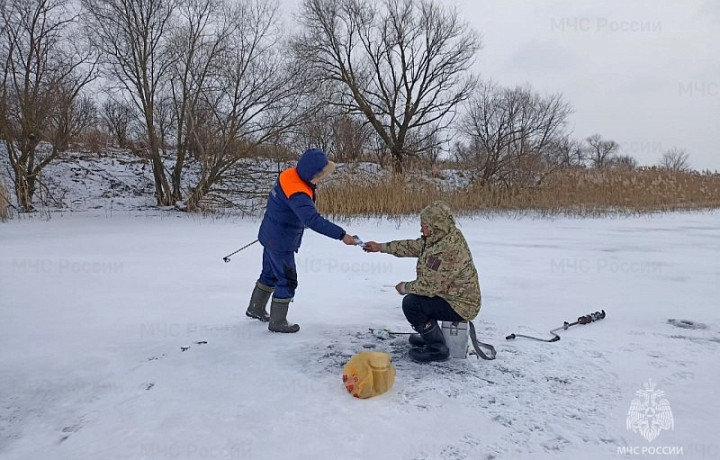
[1,0,693,212]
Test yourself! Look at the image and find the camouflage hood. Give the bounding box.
[420,202,455,243]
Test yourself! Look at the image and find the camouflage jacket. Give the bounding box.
[381,203,481,320]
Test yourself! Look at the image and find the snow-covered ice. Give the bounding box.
[1,211,719,459]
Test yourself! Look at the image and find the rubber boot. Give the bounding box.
[268,298,300,333]
[245,282,272,322]
[408,333,424,347]
[408,320,449,362]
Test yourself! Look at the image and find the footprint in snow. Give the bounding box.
[672,371,694,381]
[180,341,208,352]
[59,422,82,444]
[667,319,707,330]
[146,353,166,361]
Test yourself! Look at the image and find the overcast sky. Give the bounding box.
[279,0,719,170]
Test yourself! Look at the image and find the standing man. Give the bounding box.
[363,202,481,362]
[246,148,356,333]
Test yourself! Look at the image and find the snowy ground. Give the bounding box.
[1,211,719,460]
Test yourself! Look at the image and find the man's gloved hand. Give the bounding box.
[395,282,407,295]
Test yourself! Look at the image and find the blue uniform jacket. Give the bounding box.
[258,149,345,252]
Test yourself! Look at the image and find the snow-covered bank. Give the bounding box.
[1,212,719,459]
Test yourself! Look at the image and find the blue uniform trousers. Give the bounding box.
[258,248,297,300]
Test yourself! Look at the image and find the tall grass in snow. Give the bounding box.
[0,180,10,221]
[317,168,720,217]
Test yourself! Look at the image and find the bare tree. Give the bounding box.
[288,102,373,162]
[458,82,573,186]
[101,98,137,148]
[167,0,233,201]
[608,154,637,169]
[183,0,306,210]
[585,134,619,168]
[82,0,178,205]
[659,148,691,172]
[286,101,336,154]
[0,0,97,211]
[546,136,584,168]
[48,92,96,153]
[331,114,373,162]
[294,0,480,172]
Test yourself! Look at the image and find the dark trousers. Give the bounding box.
[402,294,463,329]
[258,248,297,300]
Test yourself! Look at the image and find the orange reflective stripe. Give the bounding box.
[279,167,314,200]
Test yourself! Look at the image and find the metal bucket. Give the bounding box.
[441,321,469,359]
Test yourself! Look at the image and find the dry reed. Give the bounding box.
[0,179,10,221]
[317,168,720,217]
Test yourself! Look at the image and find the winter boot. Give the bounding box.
[408,333,425,347]
[268,297,300,333]
[408,320,449,363]
[245,282,273,322]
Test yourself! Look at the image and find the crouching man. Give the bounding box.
[245,148,356,333]
[364,202,480,362]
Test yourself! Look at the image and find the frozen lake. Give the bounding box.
[1,211,719,459]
